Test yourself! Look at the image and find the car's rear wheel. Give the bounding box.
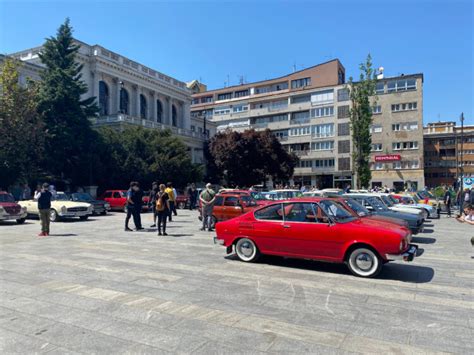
[50,209,58,222]
[79,216,89,221]
[347,247,382,278]
[422,208,429,219]
[16,218,26,224]
[235,238,260,262]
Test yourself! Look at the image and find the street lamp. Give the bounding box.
[459,113,464,212]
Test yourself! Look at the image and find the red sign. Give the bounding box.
[374,154,401,162]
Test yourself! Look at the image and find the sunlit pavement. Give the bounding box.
[0,210,473,354]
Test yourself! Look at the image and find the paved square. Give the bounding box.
[0,210,473,354]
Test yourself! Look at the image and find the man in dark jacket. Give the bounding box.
[34,183,52,237]
[125,181,144,231]
[149,182,159,227]
[444,186,452,217]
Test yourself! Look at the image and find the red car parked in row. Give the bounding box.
[0,192,27,224]
[199,193,259,227]
[99,190,149,212]
[215,197,418,278]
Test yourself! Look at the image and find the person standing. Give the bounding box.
[156,184,170,236]
[444,186,452,218]
[22,184,31,200]
[34,183,52,237]
[165,182,176,222]
[125,182,144,231]
[200,183,216,232]
[148,182,159,227]
[187,183,198,210]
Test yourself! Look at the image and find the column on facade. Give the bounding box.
[135,85,140,118]
[183,101,191,130]
[93,73,100,105]
[150,91,157,122]
[168,98,173,126]
[190,147,195,164]
[114,78,121,114]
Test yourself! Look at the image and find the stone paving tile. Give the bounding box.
[1,209,473,354]
[0,328,58,353]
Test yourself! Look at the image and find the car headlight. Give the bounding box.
[61,206,67,214]
[105,203,110,208]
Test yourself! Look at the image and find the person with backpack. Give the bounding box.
[165,182,176,222]
[156,184,170,236]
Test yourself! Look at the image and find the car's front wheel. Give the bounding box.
[50,209,58,222]
[79,216,89,221]
[235,238,260,262]
[347,247,382,278]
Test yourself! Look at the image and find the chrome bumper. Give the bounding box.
[59,211,90,217]
[0,214,26,220]
[386,244,418,262]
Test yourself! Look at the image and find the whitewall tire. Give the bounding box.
[235,238,260,262]
[347,247,382,278]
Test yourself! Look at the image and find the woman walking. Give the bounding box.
[156,184,170,236]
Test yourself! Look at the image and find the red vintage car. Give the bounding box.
[199,193,259,227]
[215,197,418,278]
[0,192,27,224]
[99,189,148,212]
[220,189,273,206]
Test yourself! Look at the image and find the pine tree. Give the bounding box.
[37,18,98,184]
[348,54,377,189]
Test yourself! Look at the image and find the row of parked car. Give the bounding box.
[200,188,437,278]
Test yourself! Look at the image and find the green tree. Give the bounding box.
[37,18,98,185]
[0,57,45,188]
[96,127,202,189]
[348,54,377,189]
[206,129,298,186]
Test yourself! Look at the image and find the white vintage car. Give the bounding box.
[19,191,93,222]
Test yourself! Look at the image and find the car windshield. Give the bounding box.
[251,192,265,200]
[0,194,15,203]
[54,193,69,201]
[380,195,394,207]
[72,193,93,201]
[319,200,356,223]
[344,198,369,217]
[241,196,257,206]
[367,197,389,211]
[412,195,420,204]
[388,195,399,204]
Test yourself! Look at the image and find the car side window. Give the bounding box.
[224,196,239,206]
[284,203,317,223]
[214,196,224,206]
[113,192,121,198]
[254,204,283,221]
[104,192,112,198]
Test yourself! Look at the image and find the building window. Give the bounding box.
[338,69,345,84]
[273,129,289,139]
[291,77,311,89]
[172,104,177,126]
[373,162,384,170]
[392,102,418,112]
[217,92,232,101]
[375,82,385,94]
[201,96,213,103]
[140,94,147,119]
[337,88,349,101]
[299,160,313,168]
[337,105,350,119]
[291,95,311,104]
[311,89,334,104]
[392,122,418,131]
[312,123,334,138]
[313,159,335,168]
[338,122,350,136]
[371,143,383,152]
[312,141,334,151]
[387,79,417,93]
[191,125,195,132]
[290,126,311,136]
[372,105,382,114]
[214,106,231,115]
[311,106,334,118]
[392,141,419,150]
[156,100,163,122]
[232,105,249,113]
[338,140,350,153]
[291,111,310,124]
[393,161,401,170]
[120,88,129,114]
[369,125,383,133]
[192,98,199,105]
[98,81,109,116]
[338,157,350,171]
[234,89,249,98]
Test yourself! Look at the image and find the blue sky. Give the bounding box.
[0,0,472,124]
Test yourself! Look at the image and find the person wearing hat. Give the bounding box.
[199,183,216,231]
[34,183,52,237]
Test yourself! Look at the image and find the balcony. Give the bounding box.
[91,114,207,140]
[290,119,311,125]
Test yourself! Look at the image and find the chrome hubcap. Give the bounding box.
[355,253,373,271]
[240,241,254,257]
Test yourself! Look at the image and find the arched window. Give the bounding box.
[140,94,147,119]
[120,88,129,114]
[156,100,163,123]
[172,104,178,127]
[99,81,109,115]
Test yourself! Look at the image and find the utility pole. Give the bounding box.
[459,112,464,212]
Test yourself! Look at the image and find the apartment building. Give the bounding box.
[424,121,474,187]
[191,60,425,189]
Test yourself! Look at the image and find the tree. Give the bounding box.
[206,129,298,187]
[37,18,98,185]
[0,57,45,188]
[348,54,377,189]
[96,126,203,189]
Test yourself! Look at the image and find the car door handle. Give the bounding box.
[283,225,291,228]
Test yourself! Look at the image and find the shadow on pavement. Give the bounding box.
[422,228,434,234]
[411,236,436,244]
[0,221,34,226]
[225,253,434,283]
[47,233,78,237]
